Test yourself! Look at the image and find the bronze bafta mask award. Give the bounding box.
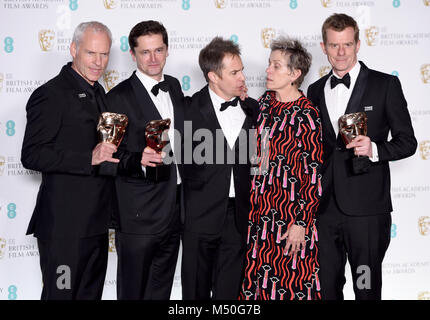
[145,118,171,181]
[338,112,370,175]
[97,112,128,175]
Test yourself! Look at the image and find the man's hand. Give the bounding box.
[280,224,305,256]
[91,142,119,165]
[346,135,373,157]
[141,146,163,167]
[239,84,249,101]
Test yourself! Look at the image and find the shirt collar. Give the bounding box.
[332,60,361,82]
[135,68,165,95]
[66,62,97,93]
[208,87,238,110]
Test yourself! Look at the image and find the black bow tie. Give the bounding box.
[220,97,240,112]
[151,80,169,96]
[330,73,351,89]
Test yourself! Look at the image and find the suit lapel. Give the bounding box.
[166,77,184,135]
[97,84,108,113]
[129,72,162,123]
[318,73,336,143]
[199,86,223,133]
[345,61,369,115]
[60,67,100,123]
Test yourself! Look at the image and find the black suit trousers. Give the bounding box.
[115,194,181,300]
[37,233,108,300]
[181,200,246,300]
[317,192,391,300]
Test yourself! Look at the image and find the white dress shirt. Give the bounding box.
[209,88,246,197]
[324,62,378,161]
[135,69,182,184]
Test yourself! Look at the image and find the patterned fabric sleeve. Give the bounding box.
[293,99,323,232]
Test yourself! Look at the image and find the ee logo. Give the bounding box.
[391,224,397,238]
[7,203,17,219]
[4,37,14,53]
[69,0,78,10]
[230,35,239,44]
[182,76,191,91]
[6,120,16,136]
[182,0,190,10]
[393,0,400,8]
[391,71,399,77]
[120,36,129,52]
[290,0,298,9]
[8,285,17,300]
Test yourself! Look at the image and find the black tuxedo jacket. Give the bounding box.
[182,85,259,235]
[106,72,185,234]
[307,61,417,216]
[21,64,116,239]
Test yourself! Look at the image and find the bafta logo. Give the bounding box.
[419,140,430,160]
[103,0,118,9]
[261,28,276,49]
[319,66,331,78]
[0,156,5,176]
[424,0,430,6]
[0,238,6,259]
[420,64,430,84]
[214,0,227,8]
[418,216,430,236]
[108,230,116,253]
[320,0,333,7]
[0,73,3,93]
[103,70,119,92]
[418,291,430,300]
[365,26,379,46]
[38,29,55,52]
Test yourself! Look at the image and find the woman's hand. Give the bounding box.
[280,224,305,256]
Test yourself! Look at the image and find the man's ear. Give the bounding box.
[320,41,327,55]
[208,71,218,84]
[129,49,136,62]
[70,41,77,59]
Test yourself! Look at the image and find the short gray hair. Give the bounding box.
[72,21,112,49]
[270,36,312,87]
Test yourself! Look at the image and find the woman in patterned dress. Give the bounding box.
[239,37,323,300]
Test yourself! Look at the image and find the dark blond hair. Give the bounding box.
[322,13,360,44]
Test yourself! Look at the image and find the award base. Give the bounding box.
[98,161,118,176]
[146,164,170,182]
[351,156,370,175]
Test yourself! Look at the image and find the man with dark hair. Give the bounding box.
[181,37,258,300]
[307,13,417,300]
[106,20,185,300]
[22,21,116,299]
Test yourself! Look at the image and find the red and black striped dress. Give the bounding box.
[239,91,323,300]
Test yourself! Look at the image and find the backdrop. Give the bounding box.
[0,0,429,300]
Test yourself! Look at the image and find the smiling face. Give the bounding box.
[209,54,245,100]
[70,29,111,85]
[321,26,360,78]
[131,33,168,82]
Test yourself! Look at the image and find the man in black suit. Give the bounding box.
[307,13,417,300]
[106,21,184,300]
[21,21,117,299]
[181,37,258,300]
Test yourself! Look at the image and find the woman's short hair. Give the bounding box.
[270,37,312,87]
